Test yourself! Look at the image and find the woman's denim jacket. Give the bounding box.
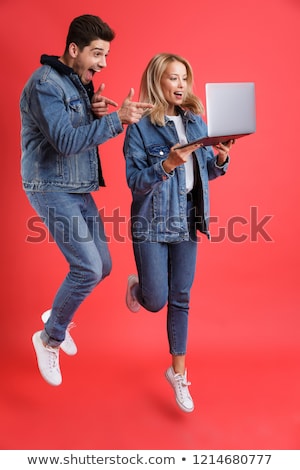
[124,109,229,241]
[20,55,123,193]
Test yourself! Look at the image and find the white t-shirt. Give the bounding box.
[167,115,194,193]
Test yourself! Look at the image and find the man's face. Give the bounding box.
[72,39,110,85]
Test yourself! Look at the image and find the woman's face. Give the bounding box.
[160,60,187,115]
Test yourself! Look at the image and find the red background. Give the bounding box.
[0,0,299,450]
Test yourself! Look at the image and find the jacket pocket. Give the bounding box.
[146,144,170,164]
[68,97,84,127]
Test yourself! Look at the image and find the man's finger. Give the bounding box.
[95,83,105,95]
[136,102,153,110]
[92,96,118,107]
[102,98,118,107]
[126,88,135,101]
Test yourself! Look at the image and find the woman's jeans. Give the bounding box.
[26,191,112,347]
[132,201,198,356]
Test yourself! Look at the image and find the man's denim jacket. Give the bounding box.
[20,55,123,193]
[124,109,229,241]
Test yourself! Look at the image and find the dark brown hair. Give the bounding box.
[65,14,115,51]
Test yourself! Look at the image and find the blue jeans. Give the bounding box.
[132,202,198,355]
[26,191,112,347]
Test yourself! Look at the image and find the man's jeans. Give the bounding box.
[26,191,111,347]
[132,201,198,355]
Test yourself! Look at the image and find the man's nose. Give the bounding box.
[98,57,107,69]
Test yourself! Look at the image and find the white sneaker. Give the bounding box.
[32,331,62,386]
[126,274,141,312]
[165,366,194,413]
[41,309,77,356]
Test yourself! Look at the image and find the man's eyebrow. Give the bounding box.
[91,47,109,53]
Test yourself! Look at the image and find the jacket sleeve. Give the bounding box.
[206,145,230,180]
[193,116,230,180]
[124,123,173,194]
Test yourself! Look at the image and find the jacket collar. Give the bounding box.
[40,55,73,75]
[165,106,196,123]
[40,54,94,99]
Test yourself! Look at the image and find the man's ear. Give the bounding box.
[68,42,79,58]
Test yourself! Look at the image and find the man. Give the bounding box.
[20,14,152,386]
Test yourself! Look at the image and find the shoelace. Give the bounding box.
[67,321,76,332]
[174,374,192,400]
[64,322,76,341]
[45,346,60,370]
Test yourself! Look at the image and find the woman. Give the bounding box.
[123,53,234,412]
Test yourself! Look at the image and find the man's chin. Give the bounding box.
[80,78,92,86]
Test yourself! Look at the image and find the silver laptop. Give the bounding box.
[178,82,256,148]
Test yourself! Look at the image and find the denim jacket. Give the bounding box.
[20,55,123,192]
[124,109,229,241]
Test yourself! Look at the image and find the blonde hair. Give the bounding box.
[139,53,205,126]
